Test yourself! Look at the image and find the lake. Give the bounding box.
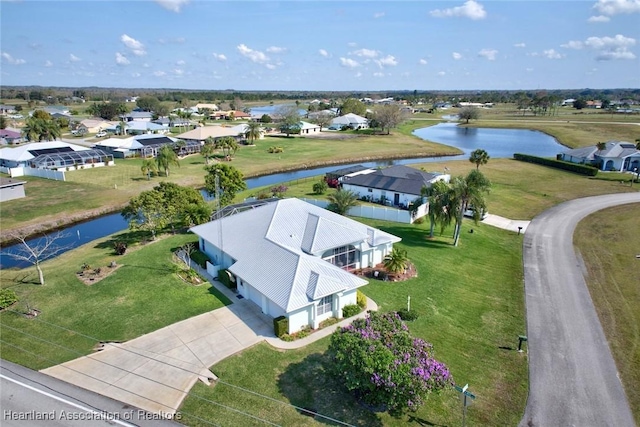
[0,123,565,269]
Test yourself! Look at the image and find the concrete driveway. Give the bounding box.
[42,300,273,416]
[520,193,639,427]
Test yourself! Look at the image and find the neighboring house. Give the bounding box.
[195,103,219,111]
[559,141,640,172]
[121,111,153,122]
[0,141,113,175]
[330,113,369,130]
[0,105,17,115]
[299,121,321,134]
[93,137,143,158]
[176,125,244,144]
[0,129,24,145]
[190,198,401,333]
[36,106,70,116]
[341,165,450,209]
[307,109,337,120]
[561,98,576,106]
[79,118,116,134]
[115,121,168,135]
[229,123,264,140]
[0,177,26,202]
[135,135,181,158]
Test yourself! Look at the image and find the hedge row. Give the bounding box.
[513,153,599,176]
[273,316,289,337]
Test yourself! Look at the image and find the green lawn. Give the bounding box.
[0,231,230,370]
[180,219,527,426]
[574,203,640,425]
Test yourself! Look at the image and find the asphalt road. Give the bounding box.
[519,192,640,427]
[1,360,183,427]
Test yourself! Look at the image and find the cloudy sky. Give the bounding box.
[1,0,639,91]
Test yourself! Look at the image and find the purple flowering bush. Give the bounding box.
[327,311,452,415]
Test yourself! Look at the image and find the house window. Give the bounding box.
[322,245,359,270]
[367,188,373,193]
[317,295,333,316]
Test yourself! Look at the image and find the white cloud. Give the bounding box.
[514,43,526,48]
[596,48,636,60]
[340,57,360,68]
[351,48,378,58]
[266,46,286,53]
[373,12,385,18]
[587,15,611,22]
[347,42,358,47]
[69,54,81,62]
[265,63,276,70]
[593,0,640,16]
[121,34,146,56]
[478,49,498,60]
[176,59,185,65]
[526,67,534,72]
[174,69,184,75]
[430,0,487,20]
[585,34,635,49]
[115,52,130,65]
[543,49,564,59]
[154,0,189,13]
[355,72,363,78]
[319,49,329,58]
[153,70,166,77]
[1,52,26,65]
[212,53,227,61]
[452,52,462,60]
[437,71,446,76]
[44,60,53,67]
[561,41,584,49]
[375,55,398,68]
[132,72,141,77]
[373,72,385,77]
[237,44,269,64]
[419,58,428,65]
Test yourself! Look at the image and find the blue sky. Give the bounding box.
[1,0,639,91]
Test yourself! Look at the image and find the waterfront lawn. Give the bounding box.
[574,204,640,425]
[180,219,527,427]
[0,232,230,370]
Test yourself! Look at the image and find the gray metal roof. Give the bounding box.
[190,198,400,313]
[563,141,640,161]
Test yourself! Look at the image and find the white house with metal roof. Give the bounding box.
[330,113,369,130]
[190,198,401,333]
[559,141,640,172]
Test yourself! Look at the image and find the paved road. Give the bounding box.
[520,192,640,427]
[1,360,181,426]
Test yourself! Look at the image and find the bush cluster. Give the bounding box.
[356,290,367,308]
[312,180,328,195]
[268,146,284,153]
[342,304,362,318]
[397,308,419,321]
[514,153,598,176]
[190,250,210,268]
[218,269,235,288]
[0,289,18,309]
[273,316,289,337]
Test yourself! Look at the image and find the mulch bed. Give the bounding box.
[76,263,122,285]
[354,263,417,282]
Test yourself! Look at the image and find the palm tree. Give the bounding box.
[421,180,452,238]
[327,189,360,216]
[449,170,491,247]
[383,247,409,274]
[244,121,262,145]
[469,148,490,170]
[156,144,180,177]
[596,142,607,152]
[215,136,238,159]
[634,138,640,150]
[201,137,215,165]
[141,158,157,180]
[119,120,128,136]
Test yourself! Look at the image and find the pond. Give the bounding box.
[0,123,565,269]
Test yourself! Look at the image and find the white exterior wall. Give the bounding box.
[342,183,418,208]
[200,239,235,268]
[0,184,26,202]
[340,289,358,311]
[287,306,312,334]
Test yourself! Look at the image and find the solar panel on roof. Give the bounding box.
[28,147,74,156]
[137,137,173,146]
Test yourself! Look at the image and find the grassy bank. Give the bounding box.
[180,219,527,426]
[574,203,640,424]
[0,231,230,370]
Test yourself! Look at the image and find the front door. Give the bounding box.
[394,193,400,206]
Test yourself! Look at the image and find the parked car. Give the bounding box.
[95,131,107,137]
[463,206,488,220]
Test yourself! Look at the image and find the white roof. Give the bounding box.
[94,137,142,150]
[300,121,320,130]
[0,141,90,162]
[191,198,400,313]
[331,113,369,126]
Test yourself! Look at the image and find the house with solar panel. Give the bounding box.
[0,141,114,179]
[190,198,401,334]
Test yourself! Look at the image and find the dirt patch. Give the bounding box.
[76,263,123,285]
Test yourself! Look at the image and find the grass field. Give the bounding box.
[574,203,640,425]
[0,231,230,370]
[180,219,527,427]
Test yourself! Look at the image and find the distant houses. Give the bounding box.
[559,141,640,172]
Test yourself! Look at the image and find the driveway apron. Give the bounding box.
[42,300,273,415]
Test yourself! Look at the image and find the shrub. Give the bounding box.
[312,180,328,195]
[113,241,128,255]
[397,308,419,321]
[218,269,235,288]
[325,178,340,188]
[273,316,289,337]
[413,216,425,225]
[270,185,288,198]
[320,317,339,328]
[256,191,272,200]
[342,304,362,318]
[514,153,598,176]
[0,289,18,309]
[327,311,452,415]
[190,250,210,268]
[268,146,284,153]
[356,290,367,309]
